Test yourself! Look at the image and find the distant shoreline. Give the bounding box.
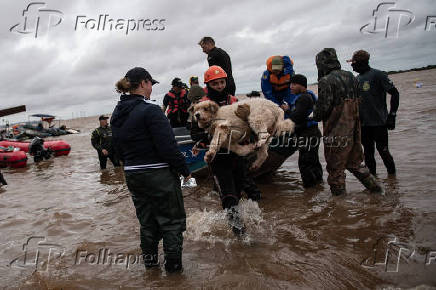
[386,65,436,75]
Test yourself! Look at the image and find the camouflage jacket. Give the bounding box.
[313,69,360,122]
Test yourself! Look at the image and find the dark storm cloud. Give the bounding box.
[0,0,435,122]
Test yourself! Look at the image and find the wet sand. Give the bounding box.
[0,69,435,289]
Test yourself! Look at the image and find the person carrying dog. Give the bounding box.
[191,65,261,235]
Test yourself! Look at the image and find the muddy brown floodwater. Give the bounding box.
[0,69,436,289]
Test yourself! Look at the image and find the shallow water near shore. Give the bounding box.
[0,69,435,289]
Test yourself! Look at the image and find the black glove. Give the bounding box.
[386,112,396,130]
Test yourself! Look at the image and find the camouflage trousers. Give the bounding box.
[323,99,371,190]
[324,134,371,189]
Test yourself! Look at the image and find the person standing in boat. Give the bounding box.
[261,55,294,106]
[111,67,191,273]
[91,115,120,170]
[255,55,297,177]
[199,37,236,95]
[162,78,191,128]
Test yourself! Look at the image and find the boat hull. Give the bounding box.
[0,140,71,156]
[173,127,292,177]
[0,149,28,168]
[173,127,206,174]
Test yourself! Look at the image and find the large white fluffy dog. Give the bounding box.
[191,98,295,170]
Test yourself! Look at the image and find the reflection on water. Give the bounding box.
[0,70,435,289]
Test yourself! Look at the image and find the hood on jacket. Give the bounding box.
[110,94,144,128]
[316,48,341,80]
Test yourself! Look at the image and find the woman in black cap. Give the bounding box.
[111,67,191,273]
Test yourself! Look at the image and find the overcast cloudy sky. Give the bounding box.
[1,0,435,123]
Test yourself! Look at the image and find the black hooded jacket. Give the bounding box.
[111,94,190,177]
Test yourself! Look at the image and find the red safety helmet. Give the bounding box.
[204,65,227,83]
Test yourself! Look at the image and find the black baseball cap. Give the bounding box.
[125,67,159,85]
[99,115,109,121]
[347,50,370,63]
[290,74,307,88]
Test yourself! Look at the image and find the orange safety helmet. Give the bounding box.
[204,65,227,83]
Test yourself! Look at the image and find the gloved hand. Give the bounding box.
[386,112,396,130]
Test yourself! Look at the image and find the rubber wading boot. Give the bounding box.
[247,189,261,202]
[330,185,346,196]
[164,255,183,273]
[387,167,396,175]
[227,207,246,236]
[143,253,159,269]
[361,175,384,195]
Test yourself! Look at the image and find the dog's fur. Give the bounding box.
[190,98,295,169]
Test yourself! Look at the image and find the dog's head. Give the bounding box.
[190,100,219,128]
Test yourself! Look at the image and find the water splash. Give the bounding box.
[185,198,267,245]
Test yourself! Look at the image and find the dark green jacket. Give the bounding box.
[91,126,113,152]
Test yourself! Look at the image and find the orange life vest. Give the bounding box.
[269,74,291,91]
[266,55,293,91]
